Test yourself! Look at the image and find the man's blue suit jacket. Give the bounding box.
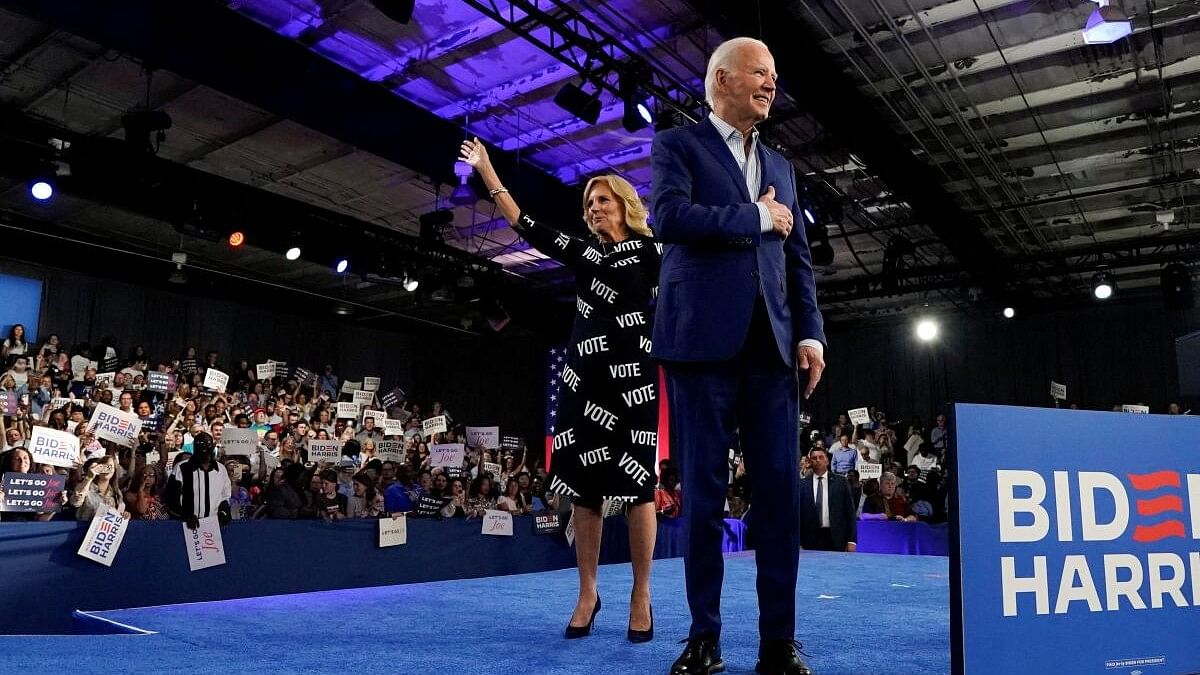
[650,119,825,366]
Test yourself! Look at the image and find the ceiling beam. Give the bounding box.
[818,0,1029,53]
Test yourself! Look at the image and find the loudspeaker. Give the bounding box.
[1161,263,1194,310]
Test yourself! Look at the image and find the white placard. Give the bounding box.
[1122,404,1150,414]
[203,368,229,393]
[256,363,276,380]
[340,380,362,394]
[379,514,407,546]
[383,419,405,436]
[430,442,465,468]
[848,407,871,426]
[87,402,142,448]
[308,439,342,462]
[336,402,360,419]
[857,462,883,480]
[363,377,381,392]
[77,507,129,567]
[220,428,258,457]
[361,409,384,424]
[377,452,404,464]
[481,461,502,479]
[422,415,448,437]
[183,516,227,571]
[465,426,500,449]
[95,372,115,390]
[50,397,72,411]
[1050,381,1067,401]
[28,426,80,468]
[481,509,514,536]
[352,390,375,406]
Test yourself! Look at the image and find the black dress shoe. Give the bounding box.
[627,605,653,643]
[564,595,601,639]
[755,639,813,675]
[670,636,724,674]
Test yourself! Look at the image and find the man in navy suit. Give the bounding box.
[800,447,858,553]
[651,37,826,675]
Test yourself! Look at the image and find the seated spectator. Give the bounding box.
[347,473,383,518]
[860,472,916,522]
[655,467,682,519]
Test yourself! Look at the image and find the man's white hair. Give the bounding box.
[704,36,770,106]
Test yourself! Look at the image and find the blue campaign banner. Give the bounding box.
[954,404,1200,675]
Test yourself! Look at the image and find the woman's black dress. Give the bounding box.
[516,212,661,504]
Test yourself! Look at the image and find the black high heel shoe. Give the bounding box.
[627,604,654,643]
[564,595,601,639]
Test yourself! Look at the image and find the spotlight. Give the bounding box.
[227,231,245,247]
[121,110,172,154]
[915,318,939,342]
[29,180,53,201]
[403,274,419,292]
[169,251,187,285]
[370,0,415,24]
[620,64,653,132]
[335,258,350,274]
[1082,0,1132,44]
[553,82,602,125]
[1092,271,1114,300]
[1002,307,1015,319]
[803,208,816,224]
[285,246,302,261]
[448,161,476,206]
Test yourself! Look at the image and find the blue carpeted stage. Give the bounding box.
[4,551,949,675]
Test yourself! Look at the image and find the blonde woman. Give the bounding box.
[460,138,660,643]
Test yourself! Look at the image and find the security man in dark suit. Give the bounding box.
[799,446,857,552]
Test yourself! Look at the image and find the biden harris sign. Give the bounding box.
[953,404,1200,675]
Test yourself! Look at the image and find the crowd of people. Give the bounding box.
[0,325,695,526]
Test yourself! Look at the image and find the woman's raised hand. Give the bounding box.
[458,136,489,170]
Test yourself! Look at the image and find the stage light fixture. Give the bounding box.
[1082,0,1132,44]
[285,246,302,261]
[227,231,245,247]
[553,82,602,125]
[1093,271,1114,300]
[620,66,653,132]
[915,318,939,342]
[1003,307,1015,319]
[449,161,476,206]
[335,258,350,274]
[370,0,415,24]
[403,273,419,292]
[169,251,187,285]
[29,180,53,201]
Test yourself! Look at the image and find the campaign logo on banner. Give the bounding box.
[363,377,381,392]
[203,368,229,393]
[1121,404,1150,414]
[533,510,562,535]
[1050,381,1067,401]
[481,461,502,479]
[465,426,500,449]
[848,407,871,426]
[379,515,407,547]
[423,415,448,438]
[376,440,403,456]
[255,363,276,380]
[954,404,1200,675]
[28,426,80,468]
[146,371,176,394]
[481,509,514,536]
[857,462,882,481]
[430,443,465,468]
[352,390,375,406]
[361,409,384,424]
[383,419,405,436]
[87,403,142,448]
[183,516,226,571]
[95,372,115,390]
[1,473,66,512]
[220,428,258,457]
[336,402,360,419]
[308,439,342,462]
[77,507,129,567]
[340,380,362,394]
